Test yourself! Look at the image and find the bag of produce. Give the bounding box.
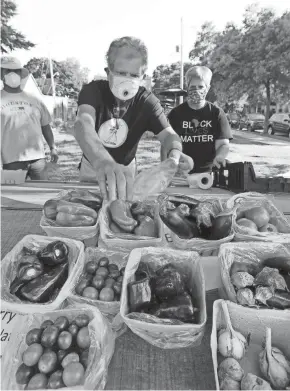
[67,247,130,335]
[99,158,178,249]
[1,304,115,390]
[40,189,103,240]
[226,192,290,242]
[1,235,85,313]
[120,247,207,349]
[211,299,290,390]
[219,241,290,310]
[158,193,235,251]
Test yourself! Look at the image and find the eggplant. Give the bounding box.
[38,241,69,266]
[128,272,152,312]
[210,214,232,240]
[149,292,199,324]
[152,264,185,300]
[266,290,290,309]
[262,257,290,274]
[10,256,44,294]
[159,204,198,239]
[19,263,68,303]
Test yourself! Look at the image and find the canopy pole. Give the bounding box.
[179,17,184,105]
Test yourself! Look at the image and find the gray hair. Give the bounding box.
[106,36,148,73]
[185,66,213,87]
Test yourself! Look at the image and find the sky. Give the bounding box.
[10,0,290,81]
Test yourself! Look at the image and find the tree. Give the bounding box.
[1,0,35,53]
[189,21,217,65]
[206,6,290,131]
[24,57,90,98]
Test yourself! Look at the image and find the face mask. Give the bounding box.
[109,73,141,101]
[4,72,21,88]
[188,88,207,103]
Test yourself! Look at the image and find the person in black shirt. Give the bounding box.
[74,36,193,200]
[168,66,232,173]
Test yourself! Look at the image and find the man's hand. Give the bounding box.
[168,149,194,172]
[213,155,227,169]
[95,160,134,201]
[50,147,58,163]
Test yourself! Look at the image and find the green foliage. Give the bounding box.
[24,57,90,98]
[1,0,35,53]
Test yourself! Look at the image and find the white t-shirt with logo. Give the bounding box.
[1,90,51,164]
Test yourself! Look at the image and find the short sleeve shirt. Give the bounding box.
[1,90,51,164]
[168,101,232,173]
[77,80,169,166]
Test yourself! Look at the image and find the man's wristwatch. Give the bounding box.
[50,146,57,152]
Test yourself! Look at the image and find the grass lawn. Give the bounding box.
[44,123,290,181]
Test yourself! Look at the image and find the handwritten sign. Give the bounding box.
[0,309,27,360]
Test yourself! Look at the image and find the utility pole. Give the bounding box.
[179,17,184,104]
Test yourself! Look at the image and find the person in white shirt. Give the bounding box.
[1,56,58,179]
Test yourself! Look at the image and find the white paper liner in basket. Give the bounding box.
[120,247,207,349]
[67,247,130,336]
[1,304,115,391]
[226,192,290,242]
[210,299,290,390]
[40,189,100,240]
[1,235,85,313]
[219,241,290,304]
[161,194,235,251]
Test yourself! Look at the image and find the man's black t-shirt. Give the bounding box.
[168,101,232,173]
[77,80,169,166]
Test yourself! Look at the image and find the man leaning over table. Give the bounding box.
[74,36,194,201]
[1,56,58,180]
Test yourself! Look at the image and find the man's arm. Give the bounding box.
[215,139,230,161]
[74,104,133,200]
[41,124,56,150]
[74,104,114,168]
[156,126,183,161]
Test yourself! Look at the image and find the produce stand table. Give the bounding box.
[1,182,290,390]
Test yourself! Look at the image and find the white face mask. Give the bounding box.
[4,72,21,88]
[110,73,141,101]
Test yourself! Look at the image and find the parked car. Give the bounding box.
[268,113,290,137]
[226,112,240,129]
[238,113,265,132]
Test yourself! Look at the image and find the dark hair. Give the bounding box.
[106,36,148,73]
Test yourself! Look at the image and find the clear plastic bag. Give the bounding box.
[219,241,290,306]
[40,189,100,240]
[159,193,235,251]
[98,158,178,249]
[1,303,115,390]
[226,192,290,241]
[67,247,130,336]
[211,300,290,391]
[120,247,207,349]
[1,235,85,313]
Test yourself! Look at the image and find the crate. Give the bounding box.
[213,162,290,193]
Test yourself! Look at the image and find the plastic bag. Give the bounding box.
[219,241,290,306]
[211,299,290,391]
[40,189,100,240]
[226,192,290,242]
[1,235,85,313]
[1,303,115,390]
[120,247,207,349]
[67,247,130,336]
[159,193,235,251]
[98,158,178,249]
